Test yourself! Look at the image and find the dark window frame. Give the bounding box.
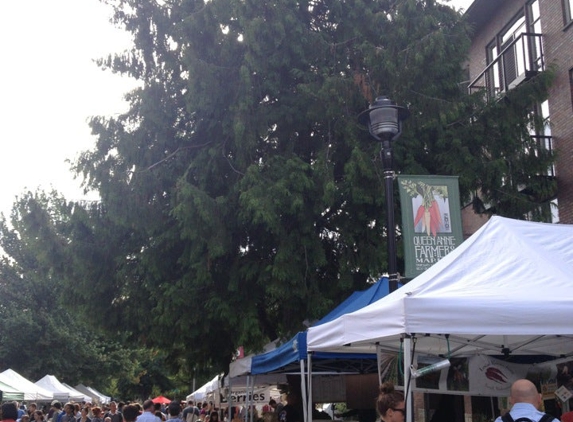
[564,0,573,26]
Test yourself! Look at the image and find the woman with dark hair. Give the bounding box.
[376,382,405,422]
[32,411,45,422]
[77,408,91,422]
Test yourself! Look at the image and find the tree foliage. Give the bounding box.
[1,0,555,373]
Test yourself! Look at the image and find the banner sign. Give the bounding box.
[411,355,529,397]
[397,175,464,279]
[217,386,280,406]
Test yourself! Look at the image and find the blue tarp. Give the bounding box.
[250,277,397,374]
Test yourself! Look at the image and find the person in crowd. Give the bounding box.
[78,408,91,422]
[105,403,123,422]
[27,405,38,419]
[206,412,217,422]
[166,403,183,422]
[278,394,302,422]
[494,379,558,422]
[18,415,30,422]
[376,382,405,422]
[74,405,82,420]
[61,403,76,422]
[153,405,165,422]
[17,404,26,420]
[136,401,160,422]
[32,411,45,422]
[91,408,103,422]
[182,402,199,422]
[48,402,61,422]
[122,406,139,422]
[3,402,19,422]
[199,405,208,422]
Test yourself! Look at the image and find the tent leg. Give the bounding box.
[403,336,413,422]
[307,353,313,422]
[300,358,308,422]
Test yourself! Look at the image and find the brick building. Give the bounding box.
[463,0,573,232]
[407,2,573,421]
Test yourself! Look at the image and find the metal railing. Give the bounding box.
[469,32,544,99]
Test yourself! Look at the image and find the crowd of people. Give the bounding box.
[0,398,293,422]
[0,379,566,422]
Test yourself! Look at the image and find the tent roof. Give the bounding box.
[186,374,220,401]
[74,384,110,404]
[307,217,573,358]
[0,369,53,401]
[36,375,85,402]
[60,383,92,403]
[250,278,396,375]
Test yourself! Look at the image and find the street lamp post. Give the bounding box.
[359,96,410,292]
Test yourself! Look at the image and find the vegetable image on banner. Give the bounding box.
[398,175,464,279]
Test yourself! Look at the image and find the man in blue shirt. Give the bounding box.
[495,379,558,422]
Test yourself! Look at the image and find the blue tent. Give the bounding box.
[250,277,397,375]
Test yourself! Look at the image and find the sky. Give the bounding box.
[0,0,474,219]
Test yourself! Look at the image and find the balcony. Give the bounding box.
[469,32,544,99]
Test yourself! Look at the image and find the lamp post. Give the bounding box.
[359,96,410,292]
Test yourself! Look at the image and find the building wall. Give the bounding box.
[466,0,573,227]
[538,1,573,223]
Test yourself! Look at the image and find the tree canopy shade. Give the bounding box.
[1,0,555,373]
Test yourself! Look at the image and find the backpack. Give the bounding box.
[186,409,199,422]
[501,412,554,422]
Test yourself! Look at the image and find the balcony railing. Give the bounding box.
[469,32,544,99]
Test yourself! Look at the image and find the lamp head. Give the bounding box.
[358,96,410,141]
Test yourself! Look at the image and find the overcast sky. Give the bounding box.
[0,0,474,218]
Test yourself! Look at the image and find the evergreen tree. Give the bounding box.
[2,0,555,372]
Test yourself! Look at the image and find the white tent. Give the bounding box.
[74,384,110,404]
[0,369,53,401]
[307,216,573,422]
[186,374,221,402]
[0,379,25,401]
[308,216,573,356]
[36,375,85,402]
[86,386,111,404]
[61,383,93,403]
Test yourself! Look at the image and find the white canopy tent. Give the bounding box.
[0,379,25,401]
[36,375,86,402]
[73,384,109,404]
[61,383,93,403]
[85,386,111,404]
[186,374,221,402]
[0,369,53,401]
[307,217,573,422]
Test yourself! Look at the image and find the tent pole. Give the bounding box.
[308,353,313,422]
[403,336,412,422]
[300,358,308,422]
[228,375,233,422]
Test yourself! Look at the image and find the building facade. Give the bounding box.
[464,0,573,230]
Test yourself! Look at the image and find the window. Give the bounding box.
[564,0,573,25]
[483,0,542,92]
